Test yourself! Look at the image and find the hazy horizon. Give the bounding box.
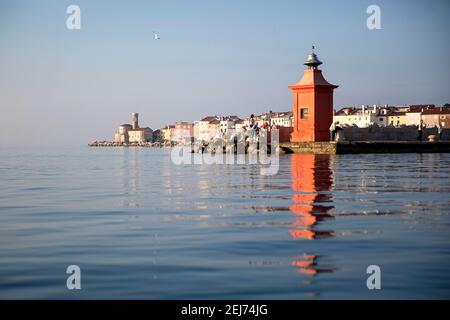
[1,0,449,146]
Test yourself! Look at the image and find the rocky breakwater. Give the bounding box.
[88,141,174,148]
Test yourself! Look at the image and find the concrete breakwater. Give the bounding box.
[280,141,450,154]
[341,126,450,142]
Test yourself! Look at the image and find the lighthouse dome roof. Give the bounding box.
[304,52,323,68]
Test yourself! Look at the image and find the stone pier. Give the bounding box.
[280,141,450,154]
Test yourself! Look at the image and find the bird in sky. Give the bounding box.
[153,31,160,40]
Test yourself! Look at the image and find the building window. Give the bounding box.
[300,108,308,119]
[379,118,383,121]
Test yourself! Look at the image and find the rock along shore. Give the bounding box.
[88,141,175,148]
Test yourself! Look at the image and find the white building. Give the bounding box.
[196,116,219,141]
[269,111,293,127]
[241,111,293,129]
[220,119,233,133]
[334,105,390,127]
[405,111,422,126]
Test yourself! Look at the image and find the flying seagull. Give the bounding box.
[153,31,160,40]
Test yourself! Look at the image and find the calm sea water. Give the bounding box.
[0,146,449,299]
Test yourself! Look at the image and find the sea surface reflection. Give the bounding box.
[0,147,449,299]
[290,154,336,279]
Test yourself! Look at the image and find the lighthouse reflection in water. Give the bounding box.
[289,154,336,277]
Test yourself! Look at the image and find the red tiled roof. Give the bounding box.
[408,104,435,112]
[227,115,242,121]
[175,122,193,126]
[335,108,358,115]
[129,127,152,132]
[421,109,450,115]
[200,116,218,122]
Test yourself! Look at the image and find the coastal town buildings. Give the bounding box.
[421,108,450,128]
[405,110,422,126]
[152,104,448,146]
[220,118,234,134]
[172,121,194,144]
[128,128,153,143]
[161,125,175,142]
[111,104,448,146]
[334,105,390,127]
[195,116,219,141]
[114,124,132,143]
[269,111,293,127]
[220,116,242,134]
[235,119,246,132]
[194,116,243,141]
[152,129,163,143]
[162,112,294,144]
[239,112,294,130]
[386,111,407,127]
[332,104,450,129]
[185,112,294,142]
[114,113,153,143]
[207,119,221,138]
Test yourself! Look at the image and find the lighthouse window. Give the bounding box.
[300,108,309,119]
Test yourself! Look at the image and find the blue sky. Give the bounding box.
[0,0,449,145]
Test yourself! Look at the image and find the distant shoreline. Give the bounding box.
[88,141,172,148]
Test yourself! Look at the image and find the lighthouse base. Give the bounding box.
[290,130,330,143]
[280,142,337,154]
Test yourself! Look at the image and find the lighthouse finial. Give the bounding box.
[304,46,322,69]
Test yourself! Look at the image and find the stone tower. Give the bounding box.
[132,113,139,130]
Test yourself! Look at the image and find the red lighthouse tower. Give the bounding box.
[289,48,338,142]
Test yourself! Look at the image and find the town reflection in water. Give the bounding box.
[118,148,141,207]
[289,154,336,277]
